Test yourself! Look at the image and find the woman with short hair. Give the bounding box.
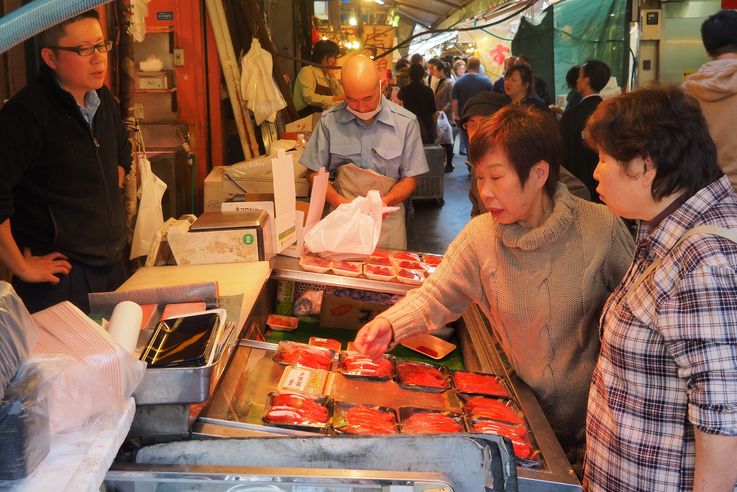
[354,105,634,473]
[584,85,737,492]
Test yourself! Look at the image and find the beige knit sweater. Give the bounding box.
[382,185,634,448]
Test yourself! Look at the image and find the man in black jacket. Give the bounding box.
[0,10,131,313]
[559,59,610,201]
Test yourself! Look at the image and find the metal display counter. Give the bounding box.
[188,255,581,491]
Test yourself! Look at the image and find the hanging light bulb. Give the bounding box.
[349,16,357,26]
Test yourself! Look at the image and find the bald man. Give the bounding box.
[300,55,429,250]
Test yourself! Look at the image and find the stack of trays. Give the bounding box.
[0,370,50,480]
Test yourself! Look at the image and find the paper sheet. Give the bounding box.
[305,167,329,231]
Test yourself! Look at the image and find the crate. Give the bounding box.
[411,144,446,205]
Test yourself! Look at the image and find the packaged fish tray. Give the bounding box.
[395,268,425,286]
[337,352,395,381]
[451,370,511,398]
[395,360,451,393]
[331,401,399,435]
[460,394,525,426]
[392,258,426,272]
[330,260,363,278]
[308,336,341,353]
[420,253,443,268]
[391,251,421,262]
[398,407,464,434]
[299,255,331,274]
[272,340,335,371]
[467,417,540,463]
[262,392,332,432]
[365,255,393,266]
[363,264,396,281]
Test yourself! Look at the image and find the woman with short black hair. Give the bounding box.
[355,105,634,474]
[584,85,737,491]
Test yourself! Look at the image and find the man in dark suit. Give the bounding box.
[559,59,611,201]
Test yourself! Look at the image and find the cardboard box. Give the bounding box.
[319,294,390,330]
[167,210,275,265]
[136,71,172,90]
[285,113,321,134]
[203,153,309,213]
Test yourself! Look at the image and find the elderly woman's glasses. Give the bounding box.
[50,40,113,56]
[463,120,480,133]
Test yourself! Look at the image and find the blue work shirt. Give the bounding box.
[300,98,429,180]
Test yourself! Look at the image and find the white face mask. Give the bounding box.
[346,82,382,121]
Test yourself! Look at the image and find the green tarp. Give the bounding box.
[512,0,628,99]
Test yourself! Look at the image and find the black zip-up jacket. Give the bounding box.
[0,65,132,268]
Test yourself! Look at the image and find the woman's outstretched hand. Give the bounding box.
[353,317,393,359]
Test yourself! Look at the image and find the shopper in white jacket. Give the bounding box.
[684,9,737,191]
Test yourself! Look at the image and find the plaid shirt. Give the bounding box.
[584,175,737,491]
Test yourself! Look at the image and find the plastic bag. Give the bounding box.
[240,38,287,125]
[0,281,37,401]
[436,112,453,145]
[0,361,50,480]
[31,301,146,403]
[130,154,167,260]
[304,190,384,260]
[13,354,125,435]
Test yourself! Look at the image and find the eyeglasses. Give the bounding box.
[463,120,480,132]
[50,40,113,56]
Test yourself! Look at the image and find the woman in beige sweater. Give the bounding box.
[355,105,634,469]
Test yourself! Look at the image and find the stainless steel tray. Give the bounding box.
[133,318,240,405]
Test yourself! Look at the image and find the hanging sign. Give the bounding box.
[363,25,395,76]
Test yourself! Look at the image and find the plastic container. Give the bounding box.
[273,341,335,371]
[399,407,464,434]
[421,254,443,267]
[467,418,536,460]
[330,260,363,277]
[400,333,456,360]
[452,370,510,398]
[460,395,525,426]
[363,264,396,281]
[331,401,399,435]
[299,255,331,274]
[308,337,341,352]
[262,392,332,431]
[266,314,299,332]
[393,259,425,272]
[337,352,395,380]
[365,255,392,266]
[392,251,421,262]
[395,360,450,392]
[396,268,425,286]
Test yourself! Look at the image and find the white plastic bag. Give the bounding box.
[240,38,287,124]
[304,190,384,260]
[130,154,167,260]
[436,112,453,145]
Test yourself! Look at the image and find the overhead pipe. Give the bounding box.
[0,0,112,54]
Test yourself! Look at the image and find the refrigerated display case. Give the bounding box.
[185,255,582,491]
